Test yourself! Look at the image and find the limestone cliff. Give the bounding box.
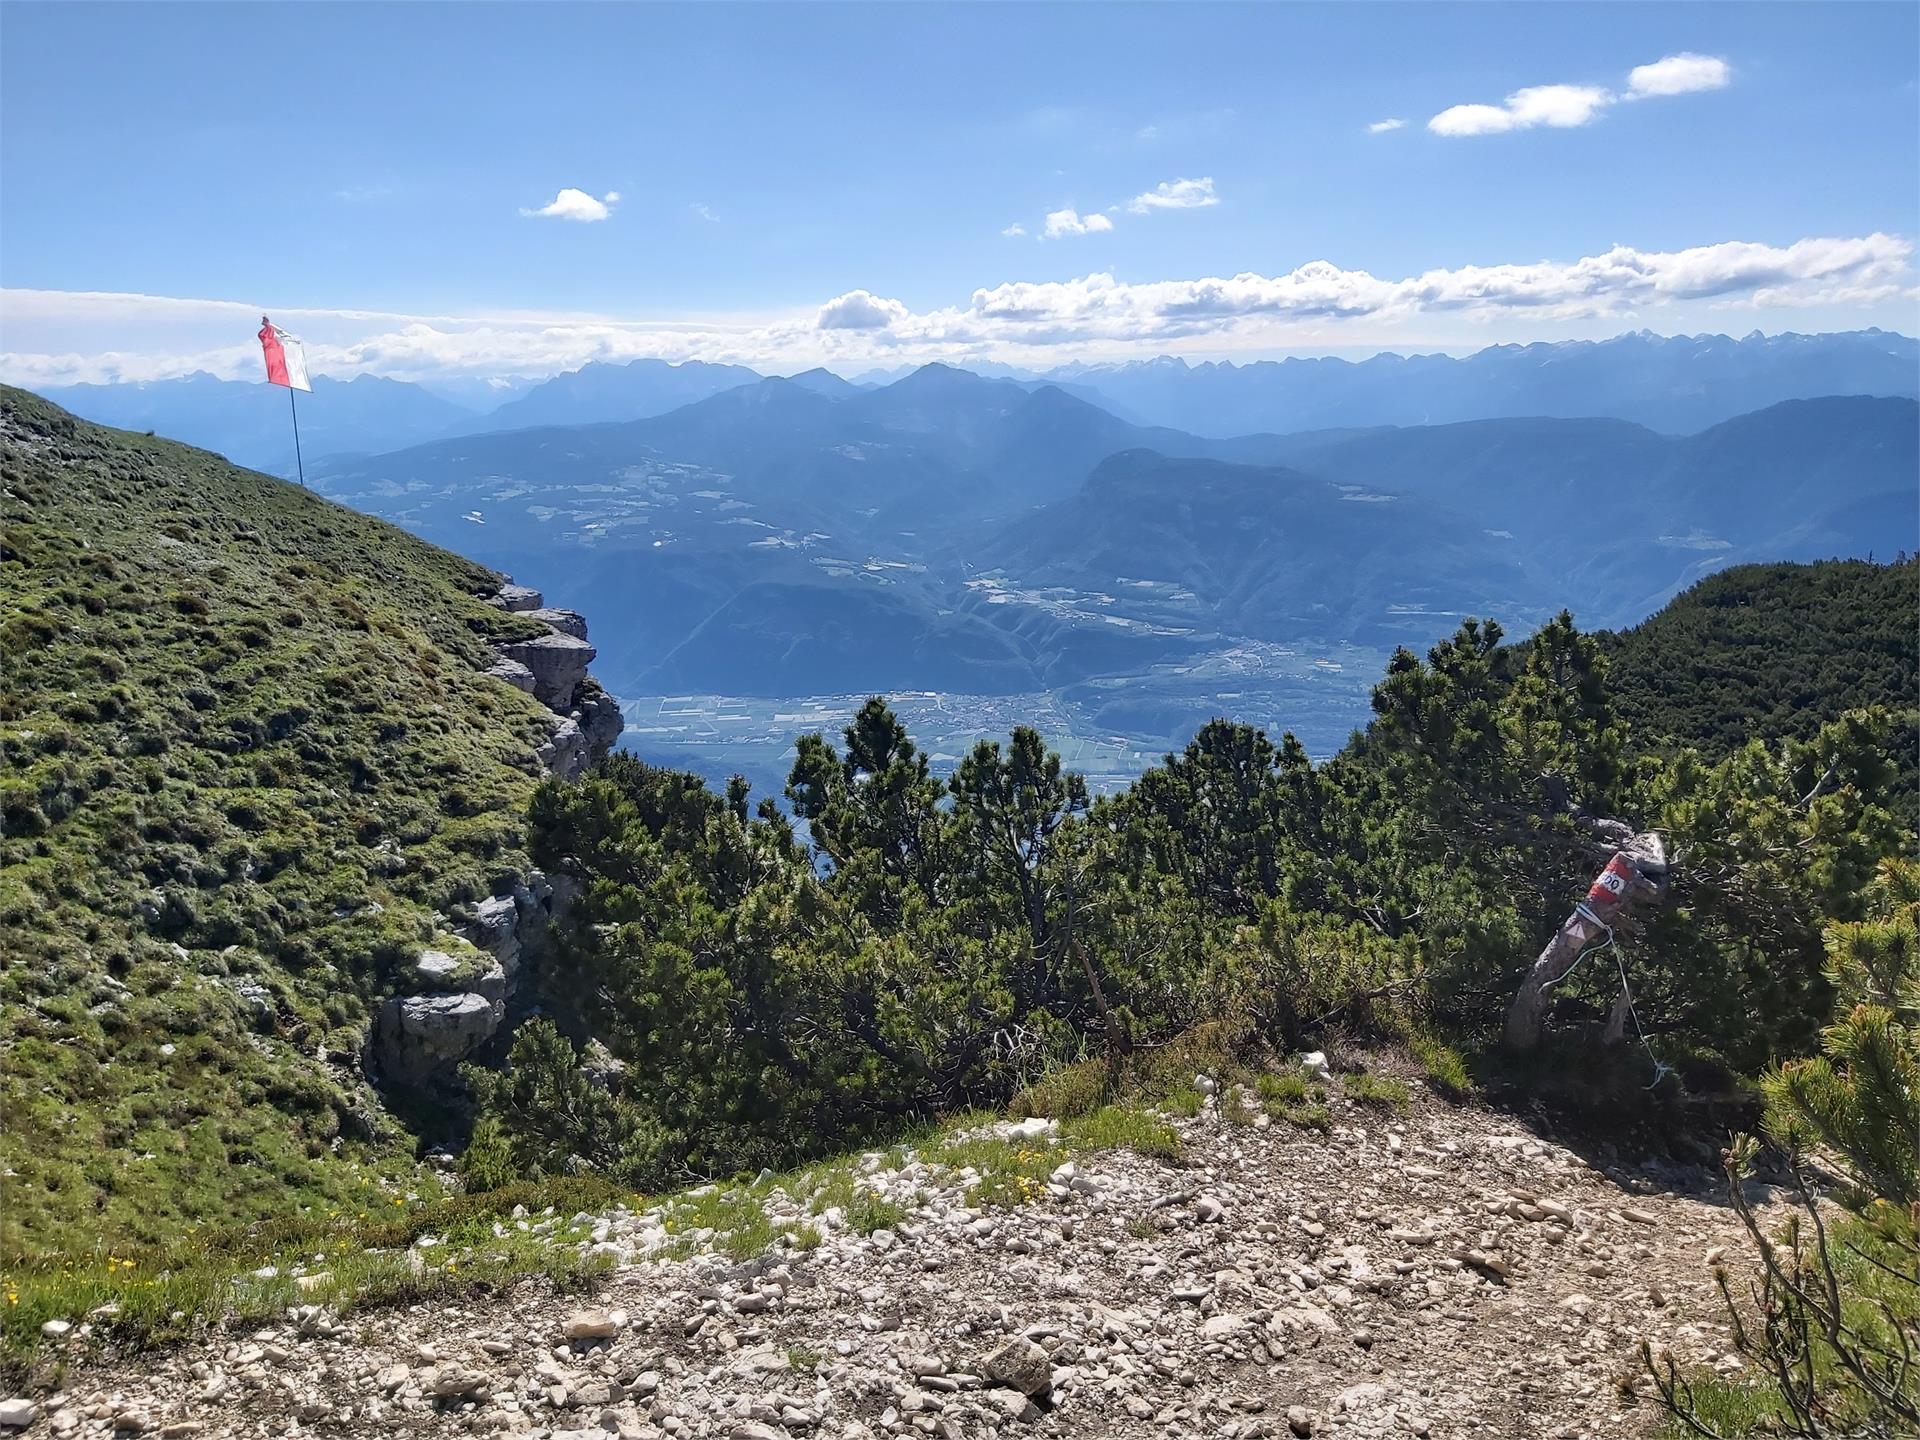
[371,580,624,1087]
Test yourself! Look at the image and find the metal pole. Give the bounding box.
[289,385,306,487]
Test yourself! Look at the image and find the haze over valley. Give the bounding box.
[230,343,1912,792]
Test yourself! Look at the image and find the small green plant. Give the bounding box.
[786,1345,822,1372]
[1344,1071,1411,1112]
[937,1135,1057,1209]
[799,1158,860,1217]
[1062,1105,1182,1160]
[665,1186,777,1260]
[1253,1067,1330,1128]
[1160,1086,1205,1118]
[1256,1069,1311,1105]
[844,1191,908,1235]
[1410,1033,1474,1098]
[1012,1058,1110,1119]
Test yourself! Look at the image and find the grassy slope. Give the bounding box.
[0,386,560,1258]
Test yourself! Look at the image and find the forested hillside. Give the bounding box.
[0,388,614,1255]
[1602,557,1918,762]
[471,601,1911,1189]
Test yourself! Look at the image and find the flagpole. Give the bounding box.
[288,385,306,487]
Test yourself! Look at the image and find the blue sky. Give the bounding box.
[2,1,1915,384]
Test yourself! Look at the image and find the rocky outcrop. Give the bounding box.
[498,630,596,710]
[483,657,537,695]
[370,871,562,1086]
[576,683,623,753]
[488,583,545,612]
[372,937,509,1085]
[534,684,624,781]
[522,607,588,640]
[372,992,499,1085]
[482,578,623,775]
[369,583,624,1090]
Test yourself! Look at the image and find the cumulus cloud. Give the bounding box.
[3,233,1909,386]
[816,290,909,330]
[1627,52,1731,98]
[1128,177,1219,213]
[1367,118,1405,134]
[1430,84,1613,136]
[1430,53,1731,136]
[1042,207,1115,239]
[1001,223,1027,238]
[521,187,619,221]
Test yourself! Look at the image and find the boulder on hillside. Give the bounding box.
[523,606,589,640]
[374,991,502,1085]
[498,630,595,708]
[577,684,624,765]
[484,657,538,694]
[538,713,589,780]
[489,583,545,612]
[461,873,555,985]
[538,687,625,779]
[466,894,524,979]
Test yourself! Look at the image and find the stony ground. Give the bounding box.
[5,1073,1764,1440]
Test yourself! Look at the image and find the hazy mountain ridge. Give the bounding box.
[35,328,1917,481]
[477,357,765,432]
[299,365,1916,739]
[36,371,480,476]
[1047,328,1920,436]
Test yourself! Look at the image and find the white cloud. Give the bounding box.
[1367,118,1405,134]
[1042,207,1115,239]
[690,202,719,222]
[957,236,1913,340]
[1001,223,1027,238]
[816,290,909,330]
[3,233,1909,385]
[1135,123,1160,141]
[521,187,619,222]
[1128,177,1219,214]
[1430,83,1613,136]
[1627,53,1731,98]
[1430,53,1732,136]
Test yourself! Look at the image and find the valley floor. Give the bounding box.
[13,1073,1761,1440]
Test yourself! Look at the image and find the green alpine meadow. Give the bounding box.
[0,385,564,1253]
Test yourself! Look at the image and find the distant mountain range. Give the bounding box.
[293,353,1915,725]
[34,371,478,475]
[476,358,765,431]
[1046,329,1920,437]
[35,328,1917,481]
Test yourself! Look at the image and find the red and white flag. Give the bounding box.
[258,316,312,392]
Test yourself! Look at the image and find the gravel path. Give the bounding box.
[7,1076,1761,1440]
